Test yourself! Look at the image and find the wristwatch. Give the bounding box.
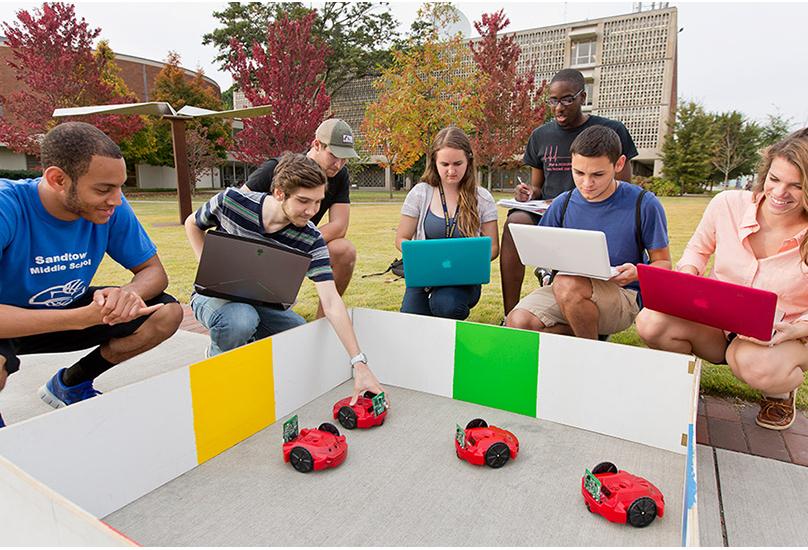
[349,352,367,367]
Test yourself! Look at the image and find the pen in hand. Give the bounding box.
[515,176,531,202]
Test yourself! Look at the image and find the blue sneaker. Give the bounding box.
[0,412,5,428]
[38,368,102,409]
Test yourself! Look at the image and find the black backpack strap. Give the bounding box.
[548,190,576,284]
[362,265,392,278]
[558,189,575,228]
[635,189,648,261]
[362,258,401,278]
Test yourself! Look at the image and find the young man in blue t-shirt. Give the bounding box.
[505,125,671,339]
[185,153,384,404]
[0,123,183,428]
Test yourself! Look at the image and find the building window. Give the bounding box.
[571,40,596,66]
[584,82,594,106]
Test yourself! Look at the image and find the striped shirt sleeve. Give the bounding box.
[194,189,227,230]
[306,232,334,282]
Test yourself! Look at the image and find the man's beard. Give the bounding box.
[64,183,87,217]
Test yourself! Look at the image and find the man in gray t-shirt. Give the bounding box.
[499,68,638,317]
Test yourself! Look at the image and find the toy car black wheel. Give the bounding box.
[363,391,377,399]
[337,406,358,430]
[627,497,657,528]
[585,502,592,513]
[318,422,341,436]
[484,442,510,468]
[289,447,313,473]
[592,461,618,475]
[466,418,488,429]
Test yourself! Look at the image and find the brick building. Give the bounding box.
[0,37,224,188]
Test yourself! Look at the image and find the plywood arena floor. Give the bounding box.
[104,381,684,546]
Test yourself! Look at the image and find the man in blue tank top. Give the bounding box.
[0,123,182,428]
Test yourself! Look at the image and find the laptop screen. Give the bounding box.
[194,231,311,308]
[401,237,491,288]
[637,264,778,341]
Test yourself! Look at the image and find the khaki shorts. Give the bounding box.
[514,279,640,335]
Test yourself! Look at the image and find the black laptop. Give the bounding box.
[193,230,312,309]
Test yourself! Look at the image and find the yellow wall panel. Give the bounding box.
[190,339,276,464]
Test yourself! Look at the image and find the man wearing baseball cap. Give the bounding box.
[244,118,359,318]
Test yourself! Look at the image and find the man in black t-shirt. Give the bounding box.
[499,69,639,316]
[244,119,358,318]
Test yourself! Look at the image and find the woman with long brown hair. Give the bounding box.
[395,126,499,319]
[636,129,808,430]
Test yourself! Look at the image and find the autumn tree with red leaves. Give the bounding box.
[226,11,331,165]
[0,3,142,156]
[470,10,546,189]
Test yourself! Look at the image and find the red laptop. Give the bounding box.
[637,264,779,341]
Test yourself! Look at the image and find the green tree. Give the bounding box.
[221,84,235,110]
[759,111,793,147]
[203,2,399,95]
[710,111,761,188]
[661,100,717,194]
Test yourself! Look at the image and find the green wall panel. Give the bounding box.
[453,322,540,416]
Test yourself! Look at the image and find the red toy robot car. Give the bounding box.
[281,415,347,473]
[333,391,388,430]
[581,461,665,528]
[455,418,519,468]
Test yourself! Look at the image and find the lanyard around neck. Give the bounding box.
[437,183,458,238]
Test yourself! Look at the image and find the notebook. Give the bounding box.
[637,264,780,341]
[401,237,491,287]
[194,230,311,308]
[508,224,619,280]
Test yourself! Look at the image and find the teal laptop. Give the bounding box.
[401,237,491,287]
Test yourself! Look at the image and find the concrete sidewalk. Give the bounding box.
[1,327,807,546]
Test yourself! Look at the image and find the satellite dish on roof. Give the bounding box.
[436,6,471,39]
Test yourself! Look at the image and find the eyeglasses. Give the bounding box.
[546,88,585,107]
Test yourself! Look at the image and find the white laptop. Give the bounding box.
[508,224,619,280]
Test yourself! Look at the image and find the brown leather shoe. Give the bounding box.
[755,391,797,431]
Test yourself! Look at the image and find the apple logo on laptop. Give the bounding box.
[256,248,264,256]
[442,260,452,269]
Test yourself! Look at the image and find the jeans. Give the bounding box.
[400,285,482,320]
[190,293,305,356]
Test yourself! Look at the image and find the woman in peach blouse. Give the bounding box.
[636,129,808,430]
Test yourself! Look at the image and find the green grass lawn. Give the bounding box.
[100,192,807,408]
